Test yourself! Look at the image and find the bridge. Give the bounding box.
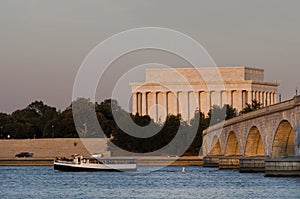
[202,95,300,159]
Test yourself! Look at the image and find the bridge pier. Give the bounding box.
[218,155,243,169]
[239,156,267,173]
[265,156,300,177]
[203,155,223,167]
[294,128,300,156]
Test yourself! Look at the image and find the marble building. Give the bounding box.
[130,66,279,122]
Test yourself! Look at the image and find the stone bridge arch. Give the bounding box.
[202,96,300,157]
[244,126,265,156]
[271,120,295,158]
[224,131,241,156]
[209,135,222,155]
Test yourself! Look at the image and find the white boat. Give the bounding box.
[54,155,137,172]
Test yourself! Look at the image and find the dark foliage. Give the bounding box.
[0,99,239,156]
[240,99,262,114]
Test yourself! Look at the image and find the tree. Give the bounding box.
[0,113,11,139]
[55,108,78,138]
[27,101,59,138]
[206,104,237,125]
[184,111,208,155]
[240,99,262,114]
[224,104,238,120]
[10,108,41,138]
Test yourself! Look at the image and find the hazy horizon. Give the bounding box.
[1,0,300,113]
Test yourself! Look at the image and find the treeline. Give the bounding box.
[0,98,262,155]
[0,101,76,139]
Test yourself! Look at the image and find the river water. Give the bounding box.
[0,166,299,199]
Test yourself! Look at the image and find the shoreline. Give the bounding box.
[0,156,203,166]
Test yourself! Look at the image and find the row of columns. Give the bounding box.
[132,90,277,122]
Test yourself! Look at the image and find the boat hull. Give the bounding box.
[54,162,137,172]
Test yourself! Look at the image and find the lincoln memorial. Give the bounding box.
[130,66,279,122]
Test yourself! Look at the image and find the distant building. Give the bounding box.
[130,66,279,122]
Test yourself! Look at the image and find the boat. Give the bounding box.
[54,155,137,172]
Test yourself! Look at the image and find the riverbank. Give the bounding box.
[0,138,109,158]
[0,139,203,166]
[0,156,203,166]
[137,156,203,166]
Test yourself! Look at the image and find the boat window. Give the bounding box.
[99,159,136,164]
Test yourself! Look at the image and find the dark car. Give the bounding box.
[15,152,33,158]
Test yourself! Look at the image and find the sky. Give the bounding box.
[0,0,300,113]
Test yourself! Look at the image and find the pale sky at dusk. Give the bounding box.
[0,0,300,113]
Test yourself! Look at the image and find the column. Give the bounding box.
[273,92,277,104]
[221,91,228,107]
[267,92,271,106]
[166,92,169,115]
[146,92,151,116]
[261,92,265,107]
[136,92,141,115]
[262,91,265,107]
[218,91,222,107]
[210,91,221,107]
[177,92,181,115]
[152,92,157,122]
[251,91,255,102]
[163,92,167,119]
[168,91,178,116]
[208,91,212,114]
[209,91,213,107]
[247,90,253,105]
[232,90,237,109]
[265,92,268,106]
[189,91,198,120]
[176,92,179,115]
[233,90,243,112]
[208,91,212,108]
[142,92,147,116]
[255,91,259,102]
[157,92,162,121]
[157,92,167,122]
[178,91,189,121]
[198,91,202,112]
[199,91,207,114]
[228,91,233,107]
[132,92,137,114]
[270,92,274,105]
[230,90,234,107]
[242,90,247,109]
[238,90,243,111]
[272,92,274,105]
[259,91,262,104]
[264,92,267,106]
[198,91,211,115]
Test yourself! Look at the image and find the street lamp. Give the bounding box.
[51,125,54,138]
[279,93,282,103]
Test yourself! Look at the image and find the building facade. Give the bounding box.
[130,66,279,122]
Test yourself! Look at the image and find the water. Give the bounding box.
[1,166,299,199]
